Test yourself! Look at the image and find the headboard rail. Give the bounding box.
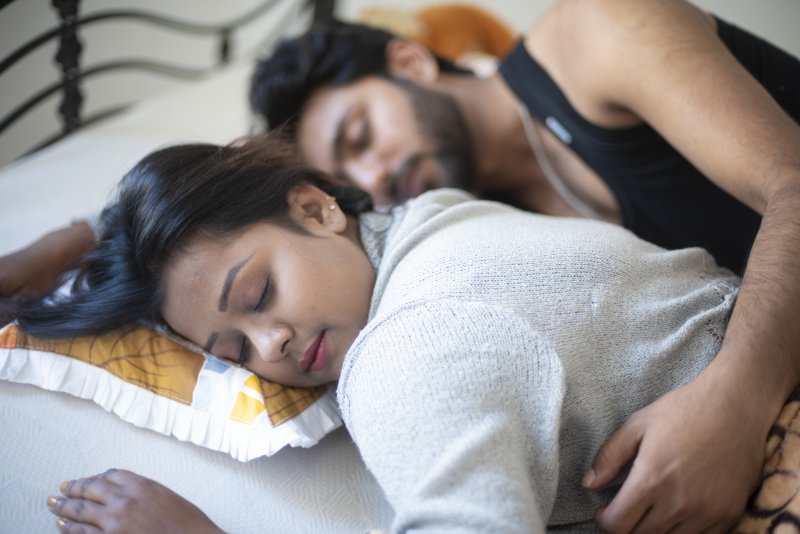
[0,0,334,163]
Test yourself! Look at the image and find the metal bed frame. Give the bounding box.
[0,0,335,160]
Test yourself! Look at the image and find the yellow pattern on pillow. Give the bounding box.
[0,323,326,425]
[735,389,800,531]
[1,324,201,402]
[0,322,340,459]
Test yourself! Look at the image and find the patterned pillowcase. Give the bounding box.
[0,322,341,461]
[735,388,800,530]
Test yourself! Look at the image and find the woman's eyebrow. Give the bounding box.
[218,257,250,312]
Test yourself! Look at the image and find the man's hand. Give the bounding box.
[0,246,62,297]
[585,372,766,533]
[47,469,224,534]
[0,222,94,298]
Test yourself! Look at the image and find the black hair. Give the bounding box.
[250,18,471,134]
[15,134,372,339]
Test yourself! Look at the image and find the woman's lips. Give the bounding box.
[301,331,328,372]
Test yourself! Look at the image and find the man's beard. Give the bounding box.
[391,78,476,196]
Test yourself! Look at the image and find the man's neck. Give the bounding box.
[435,71,544,196]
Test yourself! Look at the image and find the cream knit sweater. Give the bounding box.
[337,190,739,532]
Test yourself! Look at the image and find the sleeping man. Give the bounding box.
[3,0,800,530]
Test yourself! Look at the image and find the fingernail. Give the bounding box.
[56,518,65,529]
[581,468,595,488]
[59,481,68,492]
[47,496,58,508]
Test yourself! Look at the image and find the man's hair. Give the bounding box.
[250,19,469,134]
[15,134,372,339]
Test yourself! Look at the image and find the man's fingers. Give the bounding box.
[697,520,739,534]
[637,509,735,534]
[628,504,680,534]
[594,466,654,534]
[585,417,643,489]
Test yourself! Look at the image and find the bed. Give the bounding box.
[0,0,394,532]
[3,1,800,532]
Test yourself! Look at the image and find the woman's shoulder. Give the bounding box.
[400,188,479,219]
[339,300,561,396]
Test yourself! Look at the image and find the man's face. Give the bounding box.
[297,76,475,206]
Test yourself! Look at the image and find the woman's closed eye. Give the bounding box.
[238,336,251,366]
[238,278,272,365]
[253,277,272,313]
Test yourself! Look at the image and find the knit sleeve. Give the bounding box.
[337,300,566,533]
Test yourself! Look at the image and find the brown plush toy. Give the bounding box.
[357,3,517,63]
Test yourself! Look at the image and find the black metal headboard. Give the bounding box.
[0,0,335,163]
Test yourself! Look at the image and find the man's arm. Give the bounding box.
[0,221,96,297]
[549,0,800,531]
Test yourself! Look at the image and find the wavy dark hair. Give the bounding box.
[250,18,471,134]
[15,134,372,338]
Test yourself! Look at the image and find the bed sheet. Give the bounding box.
[0,381,392,532]
[0,59,394,531]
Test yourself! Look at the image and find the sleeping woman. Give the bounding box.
[23,134,744,532]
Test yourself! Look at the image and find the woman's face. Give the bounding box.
[160,184,375,387]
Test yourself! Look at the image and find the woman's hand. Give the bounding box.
[585,371,765,533]
[0,222,95,298]
[47,469,224,534]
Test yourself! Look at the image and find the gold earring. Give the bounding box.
[326,196,337,210]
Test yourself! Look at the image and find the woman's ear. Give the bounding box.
[286,184,347,235]
[385,39,439,84]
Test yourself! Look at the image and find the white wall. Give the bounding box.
[1,0,798,168]
[688,0,800,57]
[0,0,308,167]
[336,0,800,58]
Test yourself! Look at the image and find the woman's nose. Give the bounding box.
[247,324,293,363]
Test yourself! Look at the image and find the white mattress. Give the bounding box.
[0,58,393,532]
[0,381,392,532]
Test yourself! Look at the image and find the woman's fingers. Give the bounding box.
[55,518,103,534]
[47,471,128,532]
[94,468,141,486]
[60,473,120,504]
[48,495,105,526]
[48,469,224,534]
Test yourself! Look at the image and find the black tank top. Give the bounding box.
[499,17,800,273]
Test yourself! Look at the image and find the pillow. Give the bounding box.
[735,388,800,528]
[0,321,342,461]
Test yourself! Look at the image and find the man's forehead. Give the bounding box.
[297,85,349,170]
[300,75,393,128]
